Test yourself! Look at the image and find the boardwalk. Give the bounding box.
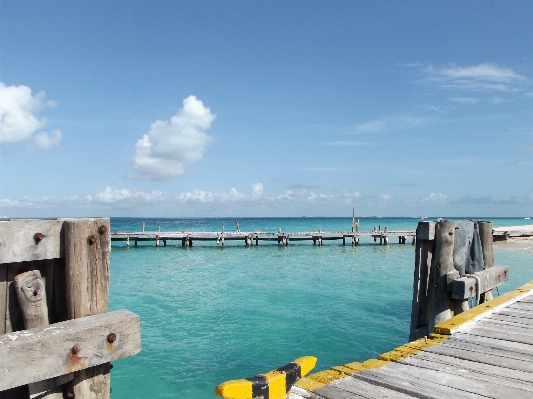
[291,281,533,399]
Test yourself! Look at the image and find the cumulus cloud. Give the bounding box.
[128,95,216,181]
[0,83,61,149]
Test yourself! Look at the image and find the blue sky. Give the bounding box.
[1,1,532,217]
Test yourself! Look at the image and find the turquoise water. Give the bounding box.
[108,217,533,398]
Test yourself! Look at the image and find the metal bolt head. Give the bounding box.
[71,345,80,355]
[107,333,116,344]
[67,393,75,399]
[87,235,97,245]
[98,225,107,235]
[33,233,43,245]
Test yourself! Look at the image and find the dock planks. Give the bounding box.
[292,291,533,399]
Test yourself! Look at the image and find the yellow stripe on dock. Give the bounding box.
[434,280,533,335]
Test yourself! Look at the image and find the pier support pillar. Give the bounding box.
[156,235,160,248]
[384,236,388,245]
[126,237,130,247]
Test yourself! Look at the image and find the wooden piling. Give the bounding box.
[479,221,494,302]
[64,218,111,399]
[427,220,456,334]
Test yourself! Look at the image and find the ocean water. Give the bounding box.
[108,217,533,398]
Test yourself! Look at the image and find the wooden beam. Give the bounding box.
[451,266,510,300]
[0,220,64,264]
[0,310,141,392]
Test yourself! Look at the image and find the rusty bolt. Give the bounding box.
[98,225,107,235]
[107,333,117,344]
[87,235,97,245]
[448,231,454,236]
[67,393,75,399]
[33,233,44,245]
[71,345,80,355]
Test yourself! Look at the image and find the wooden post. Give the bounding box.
[409,221,435,341]
[255,235,258,246]
[163,239,167,246]
[64,218,111,399]
[142,222,145,233]
[427,220,456,334]
[479,221,494,302]
[384,236,388,245]
[342,236,346,246]
[126,236,130,247]
[14,270,63,399]
[156,235,160,248]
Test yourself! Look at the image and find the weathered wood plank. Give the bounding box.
[383,361,532,399]
[438,335,533,362]
[398,353,533,394]
[0,309,141,391]
[402,351,533,386]
[64,218,111,399]
[476,318,532,332]
[353,366,486,399]
[488,314,533,327]
[451,266,509,300]
[452,332,533,357]
[426,340,533,372]
[478,221,494,302]
[463,325,533,345]
[497,308,533,319]
[315,375,416,398]
[0,220,64,264]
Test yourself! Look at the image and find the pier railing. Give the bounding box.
[0,218,141,399]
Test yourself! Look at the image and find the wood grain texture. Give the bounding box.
[0,309,140,391]
[0,220,64,264]
[451,266,509,300]
[13,270,49,329]
[316,376,416,398]
[428,220,457,333]
[0,265,6,335]
[64,218,111,399]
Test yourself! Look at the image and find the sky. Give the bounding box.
[1,1,532,218]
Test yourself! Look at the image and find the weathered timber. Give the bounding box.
[13,270,64,399]
[427,220,456,334]
[478,221,494,302]
[0,309,141,392]
[64,218,111,399]
[451,266,509,300]
[0,265,6,335]
[409,224,434,341]
[416,221,436,240]
[0,219,64,264]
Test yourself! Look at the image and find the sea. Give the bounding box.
[107,217,533,398]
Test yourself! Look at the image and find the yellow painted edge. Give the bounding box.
[293,356,317,377]
[434,280,533,335]
[297,334,449,392]
[215,379,252,399]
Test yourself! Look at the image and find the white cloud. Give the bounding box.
[128,95,216,181]
[251,183,263,199]
[425,63,528,92]
[0,83,61,149]
[353,116,426,134]
[0,195,78,209]
[452,97,479,104]
[30,129,62,150]
[88,186,167,204]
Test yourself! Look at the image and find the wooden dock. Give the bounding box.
[290,280,533,399]
[110,228,417,247]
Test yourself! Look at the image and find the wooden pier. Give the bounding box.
[110,227,417,247]
[290,280,533,399]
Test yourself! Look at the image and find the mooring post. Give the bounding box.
[156,235,160,248]
[427,220,457,334]
[479,221,494,302]
[409,221,435,341]
[126,236,130,247]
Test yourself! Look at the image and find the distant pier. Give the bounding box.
[111,225,417,247]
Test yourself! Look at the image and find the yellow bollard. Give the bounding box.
[215,356,317,399]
